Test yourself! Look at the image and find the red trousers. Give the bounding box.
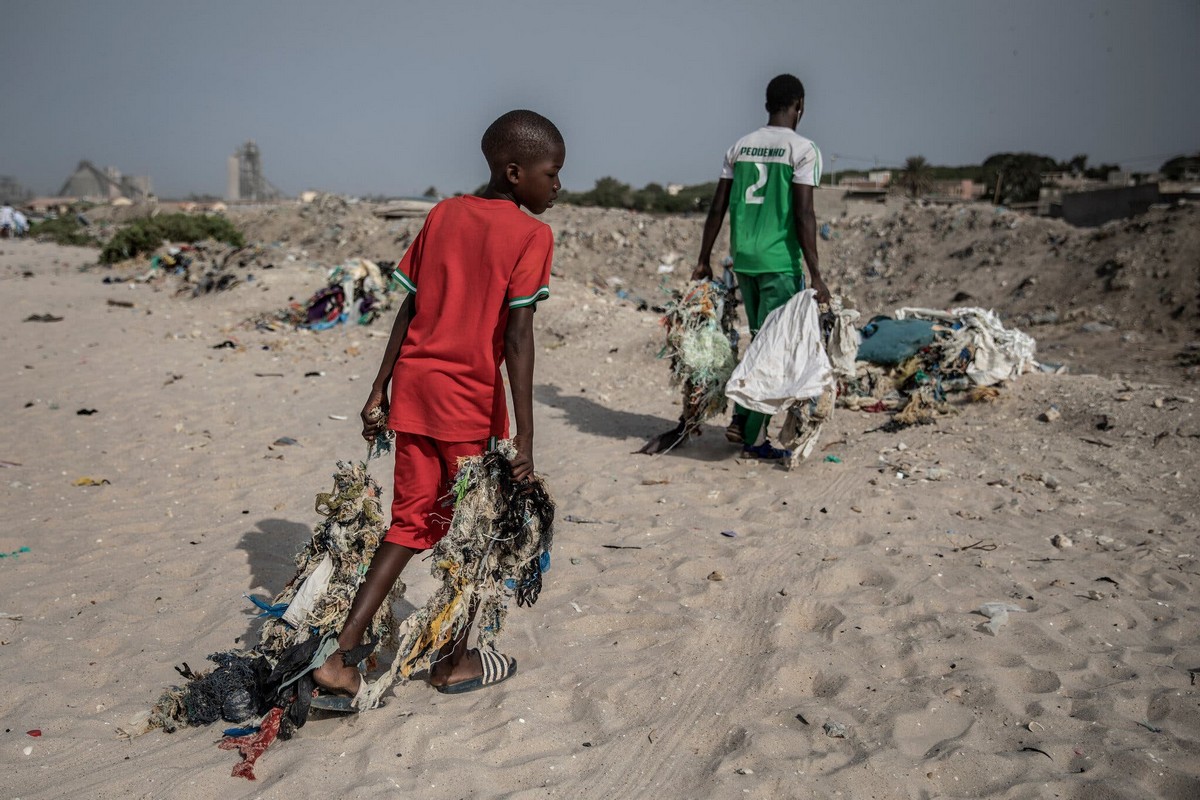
[384,432,486,550]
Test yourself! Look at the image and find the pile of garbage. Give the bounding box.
[822,199,1198,349]
[229,193,426,270]
[103,239,279,296]
[251,258,404,332]
[836,305,1038,431]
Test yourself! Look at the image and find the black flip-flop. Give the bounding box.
[435,649,517,695]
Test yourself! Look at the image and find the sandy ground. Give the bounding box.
[1,236,1198,799]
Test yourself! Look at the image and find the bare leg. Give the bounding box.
[312,541,416,694]
[427,601,485,687]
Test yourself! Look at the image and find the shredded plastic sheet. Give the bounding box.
[130,440,553,780]
[978,602,1025,635]
[358,441,554,710]
[826,297,861,381]
[663,279,739,428]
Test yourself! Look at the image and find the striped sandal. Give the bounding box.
[435,648,518,695]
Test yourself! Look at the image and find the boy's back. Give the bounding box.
[389,195,553,442]
[723,126,821,275]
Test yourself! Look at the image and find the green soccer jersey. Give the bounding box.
[721,126,822,275]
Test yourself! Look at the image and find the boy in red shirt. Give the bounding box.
[314,110,564,698]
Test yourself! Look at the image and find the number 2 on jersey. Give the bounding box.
[744,163,768,205]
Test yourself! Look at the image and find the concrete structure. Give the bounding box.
[1041,183,1161,227]
[225,140,281,202]
[57,161,152,202]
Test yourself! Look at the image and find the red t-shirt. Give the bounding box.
[387,195,553,441]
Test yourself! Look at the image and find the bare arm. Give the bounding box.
[360,293,415,440]
[504,306,536,481]
[692,178,732,280]
[792,183,828,303]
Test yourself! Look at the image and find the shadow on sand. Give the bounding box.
[535,383,732,462]
[235,518,313,645]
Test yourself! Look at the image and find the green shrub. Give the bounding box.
[30,216,98,248]
[100,213,245,264]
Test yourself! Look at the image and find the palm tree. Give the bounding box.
[898,155,933,198]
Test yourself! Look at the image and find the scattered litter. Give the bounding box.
[23,746,32,756]
[640,478,670,486]
[570,602,583,613]
[271,437,299,447]
[106,299,135,308]
[795,712,809,725]
[72,477,110,486]
[978,602,1024,635]
[1137,721,1163,734]
[952,538,997,553]
[601,544,642,550]
[254,372,284,378]
[304,371,324,377]
[734,767,754,775]
[1038,406,1061,423]
[823,721,848,738]
[26,729,41,737]
[0,547,31,560]
[1051,533,1073,549]
[720,530,737,538]
[824,455,842,463]
[212,340,238,350]
[0,611,24,619]
[706,570,724,582]
[564,514,604,524]
[76,408,98,416]
[0,460,21,468]
[23,313,63,323]
[328,414,348,421]
[1026,721,1045,732]
[1020,746,1053,760]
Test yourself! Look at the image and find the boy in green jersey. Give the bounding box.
[693,73,830,459]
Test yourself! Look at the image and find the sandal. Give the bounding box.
[741,440,792,461]
[308,648,368,713]
[434,648,517,695]
[724,416,746,444]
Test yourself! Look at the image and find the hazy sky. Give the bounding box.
[3,0,1197,198]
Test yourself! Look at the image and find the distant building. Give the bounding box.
[57,161,152,202]
[929,179,986,201]
[838,171,891,199]
[0,175,32,204]
[226,140,281,202]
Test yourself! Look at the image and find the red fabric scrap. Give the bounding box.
[218,706,283,781]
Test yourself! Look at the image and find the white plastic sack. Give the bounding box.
[725,289,833,415]
[281,553,335,627]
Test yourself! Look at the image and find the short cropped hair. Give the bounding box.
[765,74,805,113]
[481,110,564,168]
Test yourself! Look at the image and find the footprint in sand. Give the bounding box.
[892,702,976,758]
